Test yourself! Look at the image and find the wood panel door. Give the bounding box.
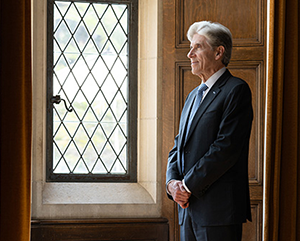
[161,0,266,240]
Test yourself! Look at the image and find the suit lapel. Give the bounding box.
[184,70,231,144]
[179,89,197,146]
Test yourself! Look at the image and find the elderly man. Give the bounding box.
[166,21,253,241]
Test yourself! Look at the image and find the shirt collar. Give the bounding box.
[199,67,226,90]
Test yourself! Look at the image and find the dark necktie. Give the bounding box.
[185,83,208,136]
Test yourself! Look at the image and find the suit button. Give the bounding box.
[183,172,185,176]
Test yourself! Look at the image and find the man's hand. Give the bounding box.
[167,180,191,209]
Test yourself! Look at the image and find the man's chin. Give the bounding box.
[191,68,197,75]
[191,69,200,77]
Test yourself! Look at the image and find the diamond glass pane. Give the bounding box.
[51,1,130,176]
[83,143,98,171]
[64,4,81,33]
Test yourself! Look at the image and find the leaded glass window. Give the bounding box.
[46,0,138,182]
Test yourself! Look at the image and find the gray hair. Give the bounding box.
[187,21,232,66]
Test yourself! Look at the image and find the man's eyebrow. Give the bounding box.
[190,43,203,48]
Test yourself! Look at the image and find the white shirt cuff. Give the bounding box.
[182,179,191,193]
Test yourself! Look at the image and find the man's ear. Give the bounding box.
[215,46,225,60]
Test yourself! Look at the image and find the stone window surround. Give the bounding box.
[31,0,163,219]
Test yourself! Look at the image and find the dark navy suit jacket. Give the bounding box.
[166,69,253,226]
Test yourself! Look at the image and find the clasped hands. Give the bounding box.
[168,180,191,209]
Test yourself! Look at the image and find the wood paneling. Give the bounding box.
[162,0,266,240]
[228,62,264,185]
[31,219,169,241]
[242,202,262,241]
[176,0,264,48]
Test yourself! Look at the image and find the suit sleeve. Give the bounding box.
[166,135,180,179]
[184,82,253,198]
[165,134,180,200]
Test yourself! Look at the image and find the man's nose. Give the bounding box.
[187,49,194,59]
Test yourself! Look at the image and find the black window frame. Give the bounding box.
[46,0,138,182]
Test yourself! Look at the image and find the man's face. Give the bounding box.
[187,34,219,81]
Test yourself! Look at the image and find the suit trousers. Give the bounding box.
[180,208,243,241]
